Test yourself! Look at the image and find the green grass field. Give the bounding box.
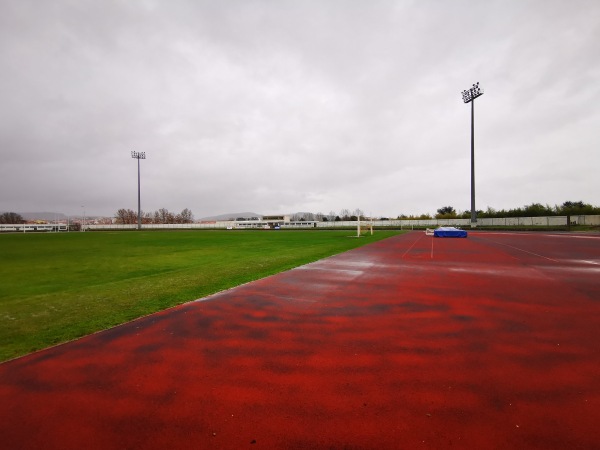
[0,229,402,362]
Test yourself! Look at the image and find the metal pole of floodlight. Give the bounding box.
[461,82,484,228]
[131,151,146,230]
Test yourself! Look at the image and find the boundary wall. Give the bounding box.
[0,223,68,232]
[2,215,598,232]
[338,214,600,229]
[84,214,600,231]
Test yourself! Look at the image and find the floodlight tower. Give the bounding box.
[131,151,146,230]
[461,82,484,228]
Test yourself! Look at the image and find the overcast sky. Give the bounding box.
[1,0,598,219]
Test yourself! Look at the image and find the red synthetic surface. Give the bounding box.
[1,232,599,449]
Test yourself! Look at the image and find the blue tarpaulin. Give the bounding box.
[433,227,468,238]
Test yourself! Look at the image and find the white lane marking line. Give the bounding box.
[578,260,600,266]
[402,233,425,259]
[482,238,560,263]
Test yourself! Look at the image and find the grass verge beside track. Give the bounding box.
[0,229,402,362]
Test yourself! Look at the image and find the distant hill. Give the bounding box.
[200,212,262,221]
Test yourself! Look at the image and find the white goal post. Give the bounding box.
[357,216,374,237]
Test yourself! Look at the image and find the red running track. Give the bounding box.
[1,232,599,449]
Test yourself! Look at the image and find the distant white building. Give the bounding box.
[232,215,318,229]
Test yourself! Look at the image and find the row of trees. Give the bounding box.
[290,209,366,222]
[289,202,599,222]
[3,201,598,226]
[430,201,600,220]
[0,212,25,224]
[115,208,194,224]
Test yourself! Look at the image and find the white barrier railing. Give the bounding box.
[0,223,69,232]
[89,214,599,230]
[2,215,598,232]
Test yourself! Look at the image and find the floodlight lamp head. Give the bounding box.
[131,151,146,159]
[461,82,484,103]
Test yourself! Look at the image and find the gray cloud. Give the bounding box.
[1,0,599,218]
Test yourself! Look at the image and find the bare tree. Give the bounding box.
[179,208,194,223]
[127,209,137,224]
[156,208,174,224]
[0,212,24,224]
[115,208,137,224]
[115,209,126,224]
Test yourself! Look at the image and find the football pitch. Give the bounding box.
[0,229,402,361]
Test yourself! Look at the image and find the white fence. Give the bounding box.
[0,223,69,232]
[2,215,598,233]
[339,215,600,229]
[87,214,600,230]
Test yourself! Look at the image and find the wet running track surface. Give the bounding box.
[1,232,599,449]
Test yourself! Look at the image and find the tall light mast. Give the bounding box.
[131,151,146,230]
[461,82,484,228]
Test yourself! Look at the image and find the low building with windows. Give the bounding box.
[232,215,318,229]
